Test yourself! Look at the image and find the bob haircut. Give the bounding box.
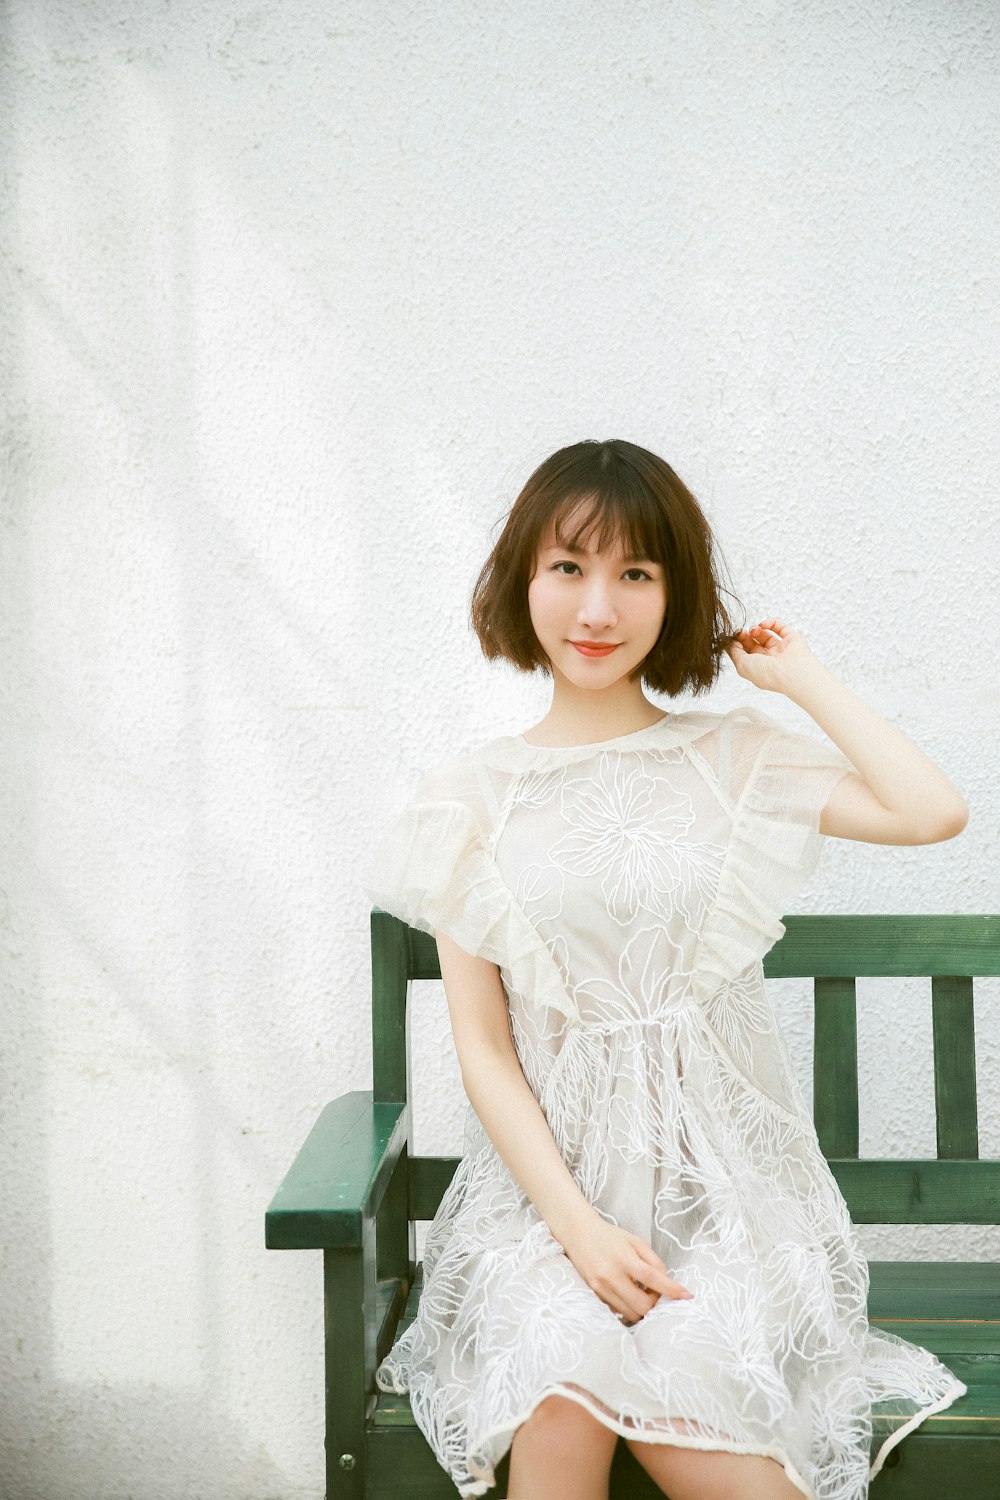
[470,438,744,698]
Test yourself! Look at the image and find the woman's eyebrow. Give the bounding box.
[544,542,656,564]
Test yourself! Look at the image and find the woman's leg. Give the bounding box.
[507,1392,619,1500]
[625,1434,805,1500]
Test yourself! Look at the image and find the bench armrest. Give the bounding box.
[265,1090,407,1250]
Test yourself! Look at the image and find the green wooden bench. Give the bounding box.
[266,913,1000,1498]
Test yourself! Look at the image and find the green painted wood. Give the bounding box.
[829,1159,1000,1223]
[867,1320,1000,1360]
[409,1154,461,1221]
[373,1260,419,1356]
[764,914,1000,977]
[375,1145,416,1292]
[813,976,859,1158]
[868,1260,1000,1320]
[265,1092,406,1249]
[870,1436,1000,1495]
[931,975,979,1160]
[411,1151,1000,1230]
[374,1276,409,1367]
[371,911,411,1104]
[372,1263,422,1354]
[324,1235,374,1499]
[381,911,1000,982]
[366,1424,512,1497]
[365,1428,455,1499]
[406,923,446,981]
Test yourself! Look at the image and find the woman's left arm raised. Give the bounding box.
[727,619,969,846]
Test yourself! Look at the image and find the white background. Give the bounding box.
[2,2,998,1495]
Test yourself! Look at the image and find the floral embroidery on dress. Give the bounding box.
[702,970,775,1071]
[571,924,689,1026]
[553,751,714,927]
[513,767,563,810]
[512,861,565,925]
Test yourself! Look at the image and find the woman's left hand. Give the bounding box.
[725,618,820,695]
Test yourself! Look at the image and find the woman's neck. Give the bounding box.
[521,678,668,747]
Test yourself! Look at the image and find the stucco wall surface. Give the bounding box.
[1,2,998,1496]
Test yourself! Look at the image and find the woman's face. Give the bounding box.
[527,506,668,687]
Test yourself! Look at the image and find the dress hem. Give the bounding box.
[381,1366,971,1500]
[463,1382,814,1499]
[867,1377,969,1482]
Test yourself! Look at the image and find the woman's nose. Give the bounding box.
[577,581,617,626]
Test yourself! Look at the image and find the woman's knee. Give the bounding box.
[624,1437,801,1500]
[519,1392,617,1452]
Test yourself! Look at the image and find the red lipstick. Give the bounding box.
[570,641,620,658]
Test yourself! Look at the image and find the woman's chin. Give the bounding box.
[559,663,637,691]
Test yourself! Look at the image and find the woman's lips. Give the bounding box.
[570,642,621,657]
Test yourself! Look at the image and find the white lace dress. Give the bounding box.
[361,705,966,1500]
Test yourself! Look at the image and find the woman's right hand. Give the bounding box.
[557,1211,695,1325]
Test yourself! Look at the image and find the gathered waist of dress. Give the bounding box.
[572,1004,701,1034]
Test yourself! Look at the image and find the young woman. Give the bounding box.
[363,439,969,1500]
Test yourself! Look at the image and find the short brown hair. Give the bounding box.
[470,439,744,698]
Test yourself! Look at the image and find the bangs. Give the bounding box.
[547,478,666,565]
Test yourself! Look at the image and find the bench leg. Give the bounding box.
[324,1220,376,1499]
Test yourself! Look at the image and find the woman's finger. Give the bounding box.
[631,1242,693,1296]
[624,1251,666,1309]
[631,1245,669,1283]
[621,1280,659,1322]
[616,1276,686,1325]
[642,1265,693,1300]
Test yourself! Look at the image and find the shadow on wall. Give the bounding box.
[0,8,332,1492]
[2,1381,290,1499]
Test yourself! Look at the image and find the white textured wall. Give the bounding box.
[2,2,998,1496]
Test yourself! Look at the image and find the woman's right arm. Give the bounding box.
[434,930,693,1322]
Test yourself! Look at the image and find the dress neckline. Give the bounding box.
[518,712,672,752]
[472,707,726,773]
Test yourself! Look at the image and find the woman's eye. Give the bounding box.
[548,564,656,579]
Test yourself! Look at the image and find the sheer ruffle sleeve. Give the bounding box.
[694,705,856,999]
[362,759,498,956]
[361,756,579,1021]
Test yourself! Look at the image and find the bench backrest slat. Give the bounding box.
[371,912,410,1106]
[813,976,859,1159]
[761,913,1000,977]
[831,1159,1000,1222]
[931,975,979,1160]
